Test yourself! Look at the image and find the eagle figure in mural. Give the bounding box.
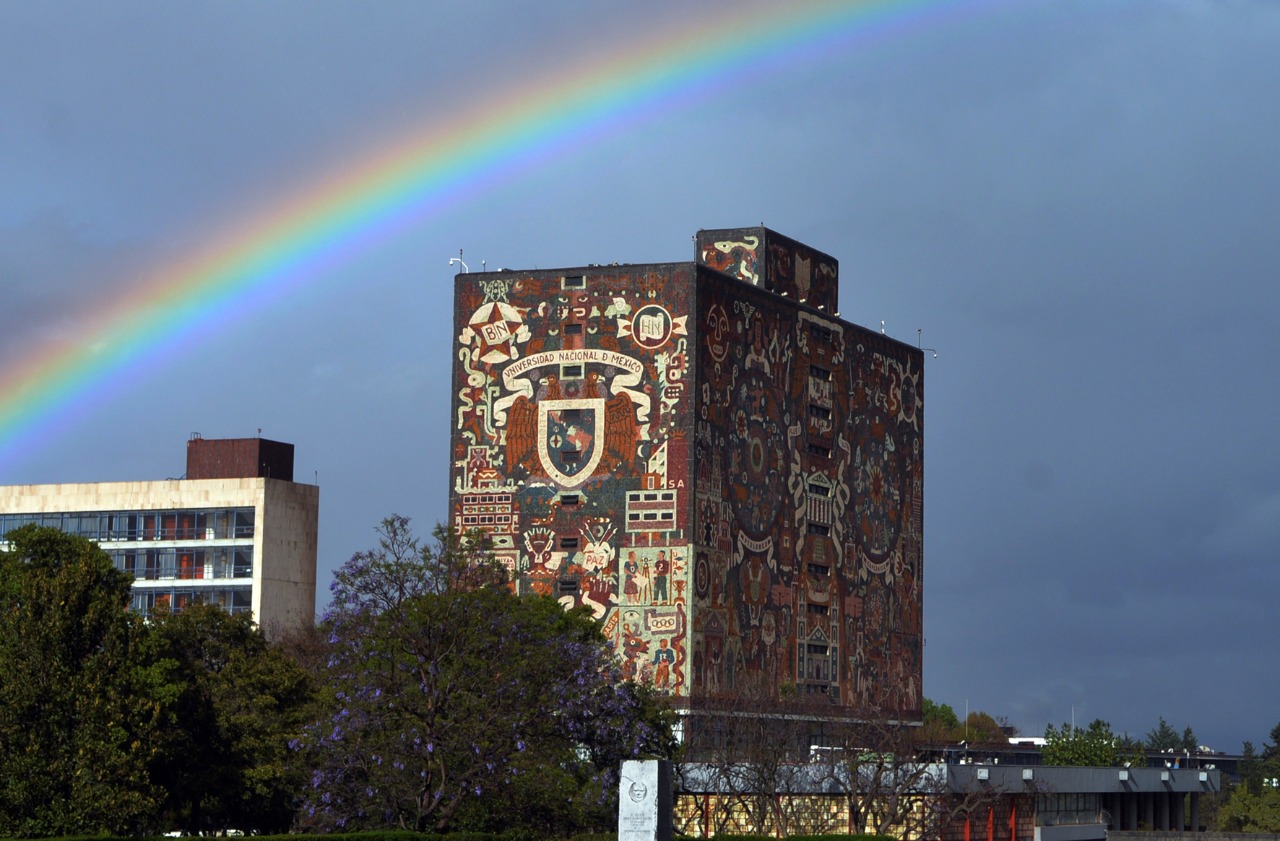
[505,397,537,475]
[536,373,562,402]
[603,393,637,472]
[503,369,640,481]
[505,372,569,476]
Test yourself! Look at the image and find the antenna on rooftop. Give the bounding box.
[449,249,469,273]
[917,328,939,359]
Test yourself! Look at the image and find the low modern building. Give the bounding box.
[0,435,318,629]
[674,762,1221,840]
[944,765,1221,840]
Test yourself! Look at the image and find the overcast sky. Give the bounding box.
[4,0,1279,751]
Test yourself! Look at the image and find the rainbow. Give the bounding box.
[0,0,979,472]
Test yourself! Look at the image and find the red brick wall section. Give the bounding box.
[186,437,295,481]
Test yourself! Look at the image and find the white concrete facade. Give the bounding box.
[0,477,318,629]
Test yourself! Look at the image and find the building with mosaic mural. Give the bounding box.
[449,227,923,729]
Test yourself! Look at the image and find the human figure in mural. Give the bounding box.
[623,550,643,603]
[707,637,722,693]
[744,316,771,373]
[652,638,675,689]
[653,549,670,604]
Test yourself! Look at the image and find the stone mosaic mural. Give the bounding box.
[450,230,923,719]
[452,266,694,697]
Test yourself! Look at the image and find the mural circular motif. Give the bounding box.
[467,301,525,364]
[630,304,673,349]
[694,554,710,599]
[729,371,785,538]
[864,577,891,650]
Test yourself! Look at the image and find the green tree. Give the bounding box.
[1264,722,1280,761]
[1145,716,1182,751]
[1042,719,1117,767]
[0,525,164,835]
[920,697,962,741]
[144,603,315,834]
[963,710,1007,744]
[1237,729,1280,800]
[296,517,676,834]
[1218,787,1280,832]
[1241,741,1263,795]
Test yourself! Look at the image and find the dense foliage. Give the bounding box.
[918,698,1010,744]
[0,519,674,836]
[20,514,1275,836]
[295,517,676,834]
[1218,725,1280,832]
[143,603,315,833]
[1041,720,1117,767]
[0,525,314,836]
[1144,716,1197,753]
[0,525,163,835]
[919,697,961,742]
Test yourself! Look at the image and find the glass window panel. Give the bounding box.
[233,549,253,578]
[177,553,197,580]
[234,510,255,538]
[157,550,177,579]
[230,589,252,613]
[210,549,229,578]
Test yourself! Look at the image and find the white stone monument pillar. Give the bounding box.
[618,759,672,841]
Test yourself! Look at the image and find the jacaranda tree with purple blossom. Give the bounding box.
[295,516,675,834]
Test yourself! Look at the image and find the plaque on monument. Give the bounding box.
[618,759,672,841]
